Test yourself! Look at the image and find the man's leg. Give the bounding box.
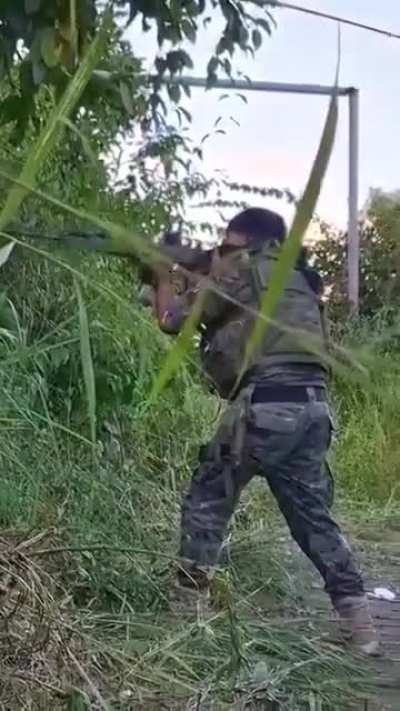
[257,406,363,599]
[178,436,251,591]
[246,398,379,654]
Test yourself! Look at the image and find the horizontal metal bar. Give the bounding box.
[164,75,354,97]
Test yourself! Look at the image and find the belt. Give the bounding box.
[252,385,326,404]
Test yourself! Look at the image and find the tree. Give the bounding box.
[313,190,400,319]
[0,1,275,132]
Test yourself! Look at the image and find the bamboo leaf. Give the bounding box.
[70,0,79,64]
[74,279,96,445]
[238,80,339,386]
[149,290,207,401]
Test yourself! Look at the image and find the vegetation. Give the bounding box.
[0,0,275,136]
[0,252,377,709]
[0,2,399,709]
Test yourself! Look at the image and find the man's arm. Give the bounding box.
[154,253,252,334]
[154,273,190,334]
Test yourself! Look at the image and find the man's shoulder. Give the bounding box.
[209,248,277,295]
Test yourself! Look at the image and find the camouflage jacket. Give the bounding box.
[166,245,329,399]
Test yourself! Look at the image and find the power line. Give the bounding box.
[268,1,400,40]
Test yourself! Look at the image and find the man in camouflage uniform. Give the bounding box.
[153,207,379,655]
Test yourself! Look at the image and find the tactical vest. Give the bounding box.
[200,246,328,399]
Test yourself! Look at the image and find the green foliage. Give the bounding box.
[0,10,110,239]
[75,278,97,445]
[0,7,389,707]
[332,310,400,502]
[240,83,338,385]
[0,0,275,132]
[314,189,400,318]
[0,251,370,706]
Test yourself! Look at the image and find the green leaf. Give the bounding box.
[119,80,135,114]
[206,56,219,87]
[65,687,91,710]
[40,27,60,68]
[238,80,339,388]
[207,56,219,76]
[182,19,196,42]
[181,105,193,121]
[74,279,97,445]
[255,18,272,35]
[90,69,114,88]
[0,7,112,245]
[252,29,262,50]
[70,0,79,61]
[168,83,181,104]
[223,58,232,75]
[149,290,207,401]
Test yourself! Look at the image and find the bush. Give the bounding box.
[332,309,400,503]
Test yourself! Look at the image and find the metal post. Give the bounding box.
[166,76,360,313]
[166,75,351,97]
[348,88,360,314]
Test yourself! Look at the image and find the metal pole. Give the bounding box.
[167,74,360,313]
[166,75,353,97]
[348,89,360,314]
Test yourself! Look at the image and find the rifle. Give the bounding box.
[6,225,214,300]
[137,231,214,307]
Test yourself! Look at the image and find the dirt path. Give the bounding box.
[356,533,400,710]
[288,526,400,710]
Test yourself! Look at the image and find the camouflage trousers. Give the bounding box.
[179,386,364,602]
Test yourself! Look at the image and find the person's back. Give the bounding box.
[198,241,328,399]
[153,207,379,657]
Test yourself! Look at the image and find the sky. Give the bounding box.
[127,1,400,232]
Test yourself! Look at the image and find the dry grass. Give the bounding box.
[0,526,369,711]
[0,529,104,709]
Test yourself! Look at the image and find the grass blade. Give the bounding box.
[0,179,369,392]
[70,0,79,65]
[238,80,339,385]
[0,169,167,267]
[149,290,207,401]
[74,278,96,446]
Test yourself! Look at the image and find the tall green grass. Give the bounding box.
[0,249,375,708]
[332,311,400,503]
[0,12,388,707]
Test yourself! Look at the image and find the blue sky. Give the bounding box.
[128,1,400,230]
